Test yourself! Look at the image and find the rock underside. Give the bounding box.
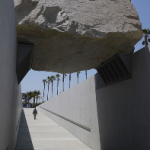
[14,0,143,73]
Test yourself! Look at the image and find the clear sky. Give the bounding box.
[21,0,150,102]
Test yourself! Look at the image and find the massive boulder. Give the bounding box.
[14,0,142,73]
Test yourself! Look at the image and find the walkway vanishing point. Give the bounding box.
[16,108,92,150]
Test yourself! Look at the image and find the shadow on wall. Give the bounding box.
[15,110,34,150]
[95,45,150,150]
[95,73,134,150]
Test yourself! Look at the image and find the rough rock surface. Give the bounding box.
[14,0,142,73]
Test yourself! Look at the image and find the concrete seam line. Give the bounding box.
[39,106,91,132]
[16,109,23,131]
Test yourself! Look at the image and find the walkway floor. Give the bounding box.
[16,108,92,150]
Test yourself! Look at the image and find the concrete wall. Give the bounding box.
[95,45,150,150]
[0,0,22,150]
[38,76,101,150]
[39,45,150,150]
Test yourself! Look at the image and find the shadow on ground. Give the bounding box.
[16,110,34,150]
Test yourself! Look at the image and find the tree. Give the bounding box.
[22,93,28,103]
[47,76,51,100]
[142,29,150,47]
[85,70,87,79]
[62,74,67,92]
[36,96,39,104]
[36,91,41,104]
[69,73,71,88]
[27,91,33,104]
[32,90,38,105]
[32,90,40,106]
[77,71,81,84]
[42,79,47,102]
[22,91,40,107]
[56,74,60,95]
[50,75,56,98]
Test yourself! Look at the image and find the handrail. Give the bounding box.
[39,106,91,132]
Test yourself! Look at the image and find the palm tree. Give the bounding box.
[22,93,28,103]
[69,73,71,88]
[36,96,39,104]
[35,90,41,104]
[142,29,150,47]
[62,74,67,92]
[32,90,38,105]
[50,75,56,98]
[77,71,81,84]
[56,74,60,95]
[42,79,47,102]
[31,90,41,106]
[27,91,32,104]
[85,70,87,79]
[47,76,51,100]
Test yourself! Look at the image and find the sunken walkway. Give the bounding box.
[16,108,91,150]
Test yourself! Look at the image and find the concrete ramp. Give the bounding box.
[16,108,91,150]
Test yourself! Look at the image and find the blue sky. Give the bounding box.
[21,0,150,102]
[133,0,150,51]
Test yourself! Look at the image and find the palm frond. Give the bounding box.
[143,28,149,34]
[142,41,145,45]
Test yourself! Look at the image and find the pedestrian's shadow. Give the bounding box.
[16,110,34,150]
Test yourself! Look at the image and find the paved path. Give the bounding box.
[16,108,92,150]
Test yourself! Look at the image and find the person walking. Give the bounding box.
[33,107,38,120]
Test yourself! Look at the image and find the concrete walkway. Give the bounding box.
[16,108,92,150]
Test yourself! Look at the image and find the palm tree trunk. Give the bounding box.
[85,70,87,79]
[51,82,53,98]
[69,80,70,88]
[145,35,148,46]
[42,83,45,102]
[43,89,44,102]
[48,83,49,93]
[47,83,50,100]
[34,98,35,105]
[57,79,58,95]
[77,73,79,84]
[63,74,64,92]
[69,74,71,88]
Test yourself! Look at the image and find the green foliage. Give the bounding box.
[42,79,47,88]
[22,90,41,105]
[42,79,47,83]
[47,76,51,83]
[50,75,56,82]
[56,74,60,78]
[142,28,150,46]
[142,41,145,45]
[143,29,150,34]
[63,74,67,78]
[56,74,61,95]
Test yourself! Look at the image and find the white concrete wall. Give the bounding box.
[39,45,150,150]
[38,76,101,150]
[0,0,22,150]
